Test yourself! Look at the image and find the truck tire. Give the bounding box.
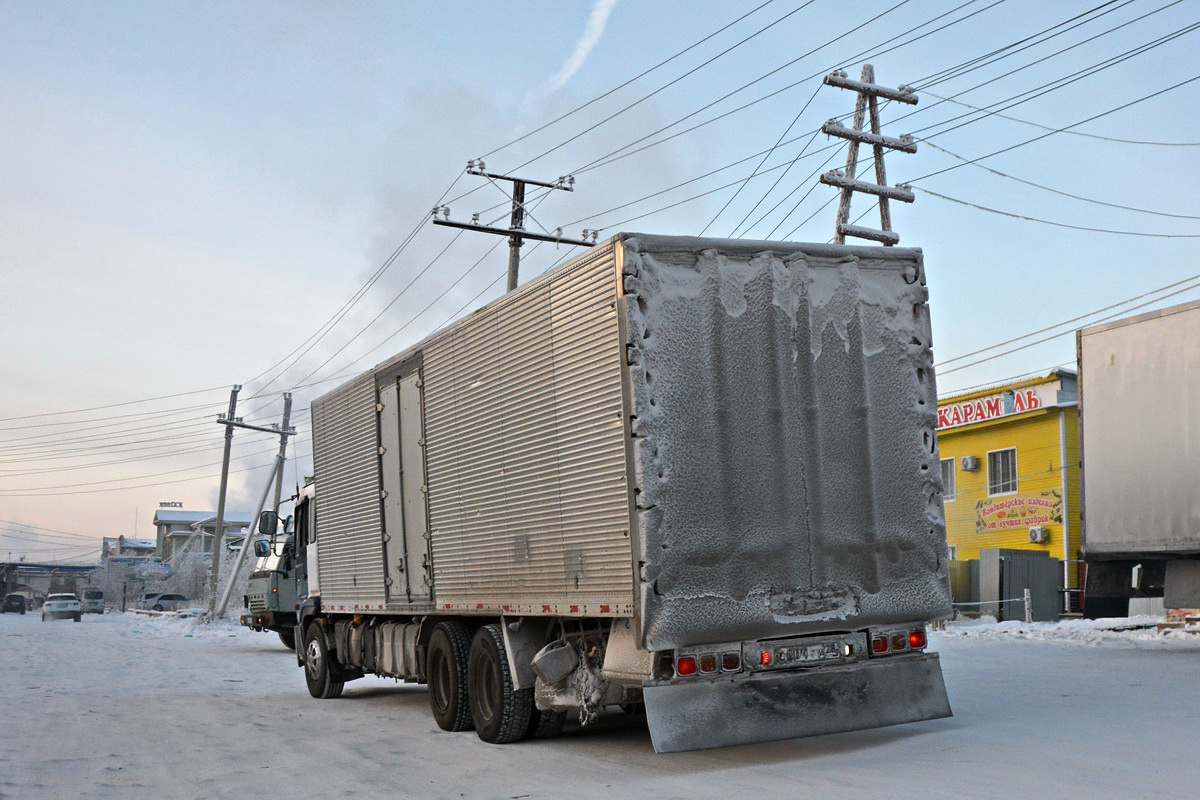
[278,628,296,650]
[468,623,533,744]
[427,621,474,732]
[525,707,567,740]
[303,623,344,699]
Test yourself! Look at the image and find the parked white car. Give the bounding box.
[42,594,82,622]
[136,593,190,612]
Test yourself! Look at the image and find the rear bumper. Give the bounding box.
[643,651,951,753]
[240,610,295,632]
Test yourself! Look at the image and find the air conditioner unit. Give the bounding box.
[961,456,981,471]
[1028,526,1050,544]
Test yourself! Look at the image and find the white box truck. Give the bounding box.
[1078,299,1200,616]
[290,233,953,752]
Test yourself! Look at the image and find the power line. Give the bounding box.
[564,5,1172,237]
[906,73,1200,184]
[916,187,1200,238]
[938,280,1200,376]
[510,1,823,173]
[910,19,1200,147]
[0,386,228,424]
[913,0,1135,90]
[699,82,822,236]
[0,458,279,498]
[570,0,925,177]
[936,272,1200,367]
[0,440,306,494]
[920,141,1200,220]
[479,0,780,159]
[876,2,1192,142]
[922,90,1200,146]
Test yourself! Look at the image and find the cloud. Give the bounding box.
[545,0,618,94]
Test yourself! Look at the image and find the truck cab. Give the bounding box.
[241,487,312,649]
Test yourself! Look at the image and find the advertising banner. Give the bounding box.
[975,490,1063,534]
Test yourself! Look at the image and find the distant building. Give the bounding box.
[152,509,253,562]
[101,536,157,558]
[0,562,98,598]
[937,370,1082,606]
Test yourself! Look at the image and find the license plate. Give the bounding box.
[773,640,842,666]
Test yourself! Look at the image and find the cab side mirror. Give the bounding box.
[253,539,271,558]
[257,510,278,536]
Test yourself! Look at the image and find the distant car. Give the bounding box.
[2,594,27,614]
[79,587,105,614]
[42,594,81,622]
[137,593,189,612]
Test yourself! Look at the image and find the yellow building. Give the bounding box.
[936,370,1082,592]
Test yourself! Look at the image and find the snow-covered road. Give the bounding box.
[2,612,1196,799]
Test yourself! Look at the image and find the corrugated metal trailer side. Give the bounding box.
[312,241,636,616]
[311,372,387,609]
[422,242,633,614]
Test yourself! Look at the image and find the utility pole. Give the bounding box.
[206,385,240,614]
[818,65,919,246]
[206,390,296,619]
[269,393,292,529]
[431,160,598,291]
[213,394,294,618]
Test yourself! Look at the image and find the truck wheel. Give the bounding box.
[526,707,567,740]
[427,621,474,732]
[278,629,296,650]
[303,623,344,699]
[468,623,533,744]
[73,613,81,622]
[153,604,164,612]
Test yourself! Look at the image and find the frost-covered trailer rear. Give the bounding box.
[299,233,952,752]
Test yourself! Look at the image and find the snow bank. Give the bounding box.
[938,614,1198,649]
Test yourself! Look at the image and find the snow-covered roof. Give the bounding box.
[938,367,1077,404]
[120,538,157,549]
[153,510,253,525]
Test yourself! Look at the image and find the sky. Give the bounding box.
[2,0,1198,561]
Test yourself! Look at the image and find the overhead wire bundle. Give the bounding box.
[4,0,1198,523]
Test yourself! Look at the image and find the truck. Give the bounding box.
[288,233,953,752]
[241,486,310,649]
[1077,298,1200,617]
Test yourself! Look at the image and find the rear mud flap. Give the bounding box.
[643,652,951,753]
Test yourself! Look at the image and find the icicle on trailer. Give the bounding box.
[292,233,953,752]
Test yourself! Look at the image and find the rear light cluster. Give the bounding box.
[675,650,742,677]
[869,627,928,657]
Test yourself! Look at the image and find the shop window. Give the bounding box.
[987,448,1018,495]
[940,457,956,501]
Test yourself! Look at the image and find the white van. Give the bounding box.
[80,587,104,614]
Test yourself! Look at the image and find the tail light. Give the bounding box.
[722,652,742,672]
[676,655,698,676]
[699,654,718,673]
[870,627,930,656]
